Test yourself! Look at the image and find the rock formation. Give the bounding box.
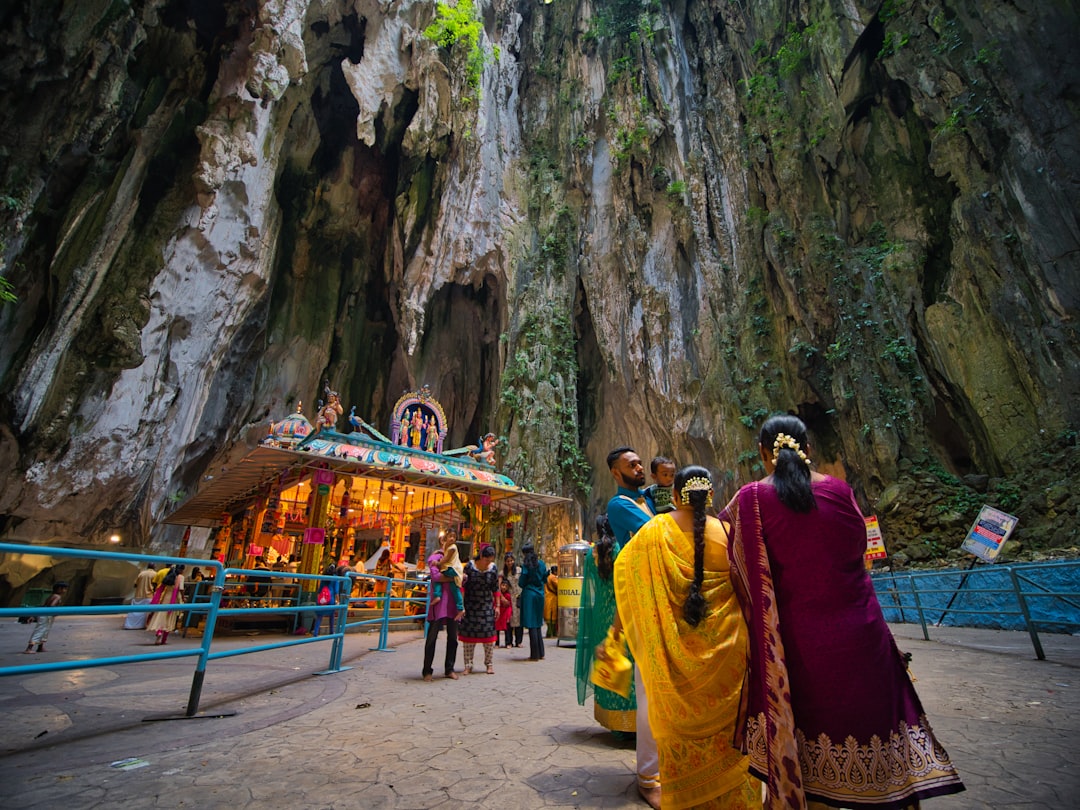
[0,0,1077,599]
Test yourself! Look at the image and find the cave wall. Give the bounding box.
[0,0,1077,598]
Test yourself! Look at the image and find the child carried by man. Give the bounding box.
[430,541,464,611]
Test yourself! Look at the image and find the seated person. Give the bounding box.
[248,557,272,599]
[357,579,377,608]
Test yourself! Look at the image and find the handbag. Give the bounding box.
[317,585,332,605]
[591,626,633,698]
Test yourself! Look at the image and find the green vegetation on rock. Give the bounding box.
[423,0,499,99]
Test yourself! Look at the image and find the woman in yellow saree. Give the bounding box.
[612,465,761,810]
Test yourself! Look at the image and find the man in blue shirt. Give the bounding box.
[606,446,655,546]
[604,445,660,809]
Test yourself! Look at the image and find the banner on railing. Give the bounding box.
[960,505,1019,563]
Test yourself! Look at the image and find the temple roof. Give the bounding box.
[164,430,572,527]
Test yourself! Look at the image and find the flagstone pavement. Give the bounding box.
[0,617,1077,808]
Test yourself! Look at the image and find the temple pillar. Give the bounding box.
[299,469,334,595]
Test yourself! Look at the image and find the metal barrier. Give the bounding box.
[342,572,430,657]
[0,543,429,717]
[872,560,1080,660]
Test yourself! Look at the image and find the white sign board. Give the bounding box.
[960,505,1019,563]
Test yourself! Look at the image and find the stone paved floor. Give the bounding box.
[0,617,1077,808]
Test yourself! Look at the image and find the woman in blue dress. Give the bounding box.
[517,544,547,660]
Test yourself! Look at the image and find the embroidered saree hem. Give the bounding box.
[594,703,636,733]
[659,733,761,810]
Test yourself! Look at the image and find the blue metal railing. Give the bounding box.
[0,543,430,716]
[872,559,1080,660]
[341,572,430,657]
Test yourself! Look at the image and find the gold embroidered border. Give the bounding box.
[594,704,636,733]
[746,713,962,802]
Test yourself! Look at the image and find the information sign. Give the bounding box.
[960,505,1018,563]
[864,515,887,561]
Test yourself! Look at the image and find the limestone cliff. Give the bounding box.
[0,0,1077,599]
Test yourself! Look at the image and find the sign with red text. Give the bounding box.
[864,515,887,561]
[960,505,1018,563]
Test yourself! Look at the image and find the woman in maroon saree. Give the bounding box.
[721,415,964,809]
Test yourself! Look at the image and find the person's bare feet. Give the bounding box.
[638,785,661,809]
[445,671,459,680]
[422,674,433,682]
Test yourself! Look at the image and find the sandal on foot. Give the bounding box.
[486,666,494,674]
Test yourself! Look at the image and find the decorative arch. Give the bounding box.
[389,385,448,454]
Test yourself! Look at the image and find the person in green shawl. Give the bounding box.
[575,515,636,735]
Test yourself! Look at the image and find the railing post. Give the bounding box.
[1009,566,1046,661]
[372,575,393,652]
[329,575,352,671]
[185,568,227,716]
[329,575,350,671]
[885,572,908,624]
[908,575,930,640]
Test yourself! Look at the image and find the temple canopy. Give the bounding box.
[164,430,571,529]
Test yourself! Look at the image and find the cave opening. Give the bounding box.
[796,401,842,467]
[926,393,980,476]
[414,275,504,448]
[574,278,605,454]
[310,14,365,179]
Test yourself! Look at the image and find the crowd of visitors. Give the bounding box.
[16,408,968,810]
[576,416,966,809]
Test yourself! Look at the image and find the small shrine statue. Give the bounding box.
[315,384,343,432]
[470,433,498,466]
[424,415,438,452]
[410,408,424,448]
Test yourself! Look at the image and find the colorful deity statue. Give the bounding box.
[425,415,438,452]
[389,387,448,452]
[315,384,343,432]
[410,408,423,448]
[471,433,498,466]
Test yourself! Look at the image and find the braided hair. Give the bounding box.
[760,414,816,513]
[595,514,616,581]
[676,465,712,627]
